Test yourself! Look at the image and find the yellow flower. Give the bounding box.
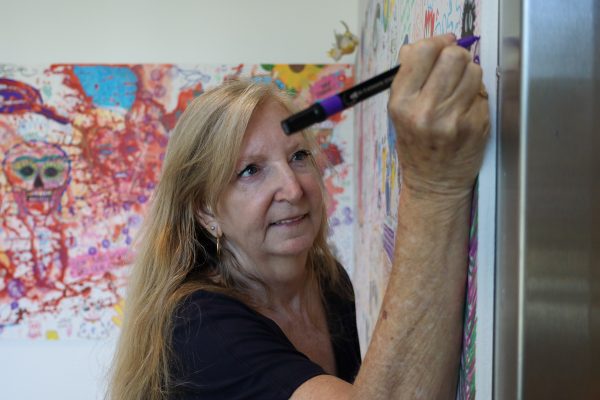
[272,64,323,93]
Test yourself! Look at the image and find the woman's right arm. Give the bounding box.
[291,33,490,400]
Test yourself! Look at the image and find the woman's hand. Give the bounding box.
[388,33,490,200]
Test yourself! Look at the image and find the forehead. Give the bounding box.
[240,100,306,155]
[5,142,67,162]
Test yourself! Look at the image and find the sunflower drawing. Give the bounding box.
[271,64,324,94]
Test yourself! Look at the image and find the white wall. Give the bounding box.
[2,0,358,64]
[0,1,358,399]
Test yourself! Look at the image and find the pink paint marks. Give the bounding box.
[324,174,344,217]
[69,248,131,279]
[28,320,42,339]
[309,70,350,100]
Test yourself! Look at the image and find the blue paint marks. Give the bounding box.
[386,116,397,161]
[74,66,138,111]
[385,117,397,215]
[342,206,353,224]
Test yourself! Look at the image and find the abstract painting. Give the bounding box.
[0,63,355,340]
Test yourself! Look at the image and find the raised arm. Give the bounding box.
[291,33,489,400]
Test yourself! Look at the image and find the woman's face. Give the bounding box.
[215,100,323,271]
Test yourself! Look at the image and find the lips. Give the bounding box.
[270,214,307,226]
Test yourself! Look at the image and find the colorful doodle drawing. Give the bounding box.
[0,63,354,340]
[458,181,478,399]
[0,78,69,124]
[355,0,480,399]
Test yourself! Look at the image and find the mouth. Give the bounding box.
[27,191,53,202]
[270,214,307,226]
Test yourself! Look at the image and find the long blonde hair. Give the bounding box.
[109,79,344,400]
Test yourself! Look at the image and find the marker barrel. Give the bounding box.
[281,35,481,135]
[281,66,398,135]
[338,65,399,107]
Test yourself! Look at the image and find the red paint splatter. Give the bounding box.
[322,143,343,166]
[425,8,437,38]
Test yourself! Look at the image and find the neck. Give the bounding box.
[256,270,324,333]
[267,271,315,313]
[248,253,319,314]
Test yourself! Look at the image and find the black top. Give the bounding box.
[169,272,361,400]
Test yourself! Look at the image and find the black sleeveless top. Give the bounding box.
[169,271,361,399]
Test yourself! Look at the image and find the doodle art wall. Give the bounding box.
[0,63,355,340]
[353,1,494,399]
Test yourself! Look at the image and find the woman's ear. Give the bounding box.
[196,206,221,238]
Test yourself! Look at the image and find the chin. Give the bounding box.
[271,237,316,257]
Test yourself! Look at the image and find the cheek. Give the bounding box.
[6,172,34,189]
[219,188,272,233]
[302,174,325,209]
[44,171,70,189]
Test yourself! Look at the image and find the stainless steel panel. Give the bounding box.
[496,0,522,397]
[496,0,600,399]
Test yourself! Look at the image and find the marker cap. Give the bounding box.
[281,103,326,135]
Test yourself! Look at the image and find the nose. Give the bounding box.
[34,173,44,189]
[273,164,303,203]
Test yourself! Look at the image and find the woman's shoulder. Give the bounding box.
[177,289,245,310]
[171,289,283,370]
[173,289,260,329]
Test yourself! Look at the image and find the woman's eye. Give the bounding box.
[237,164,259,178]
[291,150,311,162]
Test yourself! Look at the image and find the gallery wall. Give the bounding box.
[2,0,358,64]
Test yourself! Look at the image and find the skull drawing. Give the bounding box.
[3,141,71,216]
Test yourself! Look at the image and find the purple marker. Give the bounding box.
[281,35,480,135]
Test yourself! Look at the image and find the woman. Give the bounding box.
[110,33,489,399]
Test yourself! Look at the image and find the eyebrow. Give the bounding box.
[237,138,306,162]
[13,155,66,163]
